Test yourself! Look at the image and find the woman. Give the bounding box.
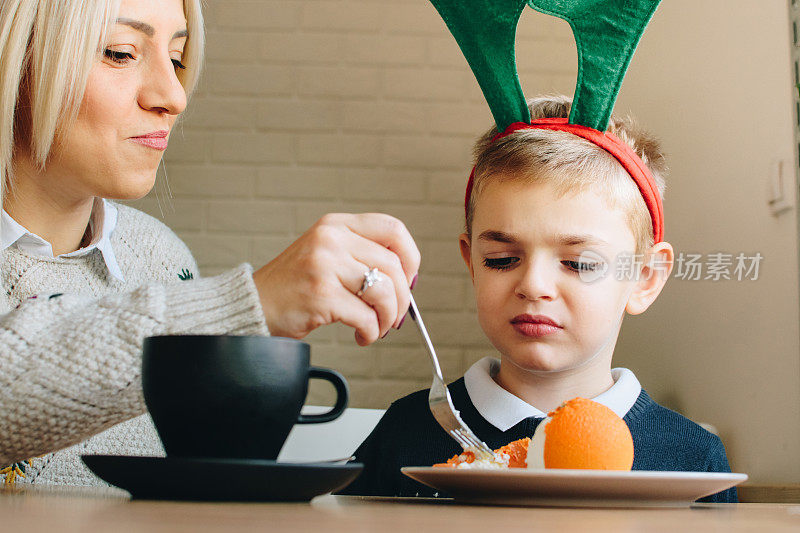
[0,0,419,485]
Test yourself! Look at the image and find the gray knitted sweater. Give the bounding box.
[0,202,269,485]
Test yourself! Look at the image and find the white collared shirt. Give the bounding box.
[463,357,642,431]
[1,198,125,282]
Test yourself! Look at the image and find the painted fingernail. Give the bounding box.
[410,274,418,290]
[381,330,389,339]
[397,313,407,330]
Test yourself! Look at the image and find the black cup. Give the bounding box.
[142,335,348,460]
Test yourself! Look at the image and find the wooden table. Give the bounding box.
[2,485,799,532]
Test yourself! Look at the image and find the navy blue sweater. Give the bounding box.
[340,378,736,503]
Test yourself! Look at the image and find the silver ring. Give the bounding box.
[356,268,382,297]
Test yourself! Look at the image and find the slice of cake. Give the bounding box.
[433,398,634,470]
[433,438,530,469]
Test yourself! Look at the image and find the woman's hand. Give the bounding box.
[252,213,421,346]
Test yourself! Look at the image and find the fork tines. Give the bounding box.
[450,428,494,460]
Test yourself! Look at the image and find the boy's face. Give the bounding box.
[460,179,671,375]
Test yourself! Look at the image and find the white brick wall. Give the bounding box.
[126,1,576,408]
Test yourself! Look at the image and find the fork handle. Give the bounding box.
[408,295,444,380]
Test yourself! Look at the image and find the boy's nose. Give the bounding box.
[514,263,558,302]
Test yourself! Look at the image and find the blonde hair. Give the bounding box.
[0,0,204,208]
[467,95,667,254]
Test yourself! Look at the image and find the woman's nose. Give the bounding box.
[514,261,558,301]
[138,55,187,117]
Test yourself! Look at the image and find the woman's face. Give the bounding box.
[47,0,188,201]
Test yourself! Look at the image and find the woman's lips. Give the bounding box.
[130,131,169,150]
[511,314,563,338]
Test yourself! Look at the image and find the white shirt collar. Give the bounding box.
[463,357,642,431]
[1,198,125,282]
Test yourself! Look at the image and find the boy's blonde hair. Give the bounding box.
[467,95,667,254]
[0,0,205,208]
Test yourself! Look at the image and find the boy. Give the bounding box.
[340,95,735,502]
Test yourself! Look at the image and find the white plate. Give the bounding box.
[401,467,747,507]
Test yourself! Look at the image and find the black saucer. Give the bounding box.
[81,455,362,502]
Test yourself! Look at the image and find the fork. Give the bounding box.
[407,294,495,461]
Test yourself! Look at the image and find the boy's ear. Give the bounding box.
[459,233,475,280]
[625,242,674,315]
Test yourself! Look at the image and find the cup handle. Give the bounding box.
[296,367,349,424]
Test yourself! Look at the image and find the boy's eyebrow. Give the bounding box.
[477,231,610,247]
[477,230,519,243]
[557,234,610,247]
[116,18,188,39]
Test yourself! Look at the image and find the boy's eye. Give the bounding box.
[563,260,602,272]
[104,49,134,64]
[483,257,520,270]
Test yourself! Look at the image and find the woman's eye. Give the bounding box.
[104,49,134,64]
[563,260,601,272]
[171,58,186,70]
[483,257,520,270]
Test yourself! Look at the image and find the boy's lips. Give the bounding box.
[510,314,563,338]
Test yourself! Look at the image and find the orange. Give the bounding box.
[542,397,633,470]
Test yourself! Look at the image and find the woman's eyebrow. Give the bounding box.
[116,18,188,39]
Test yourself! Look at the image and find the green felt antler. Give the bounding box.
[428,0,662,132]
[428,0,532,131]
[527,0,662,131]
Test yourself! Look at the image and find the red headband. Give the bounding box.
[465,117,664,243]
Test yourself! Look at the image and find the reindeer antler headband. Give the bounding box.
[429,0,664,242]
